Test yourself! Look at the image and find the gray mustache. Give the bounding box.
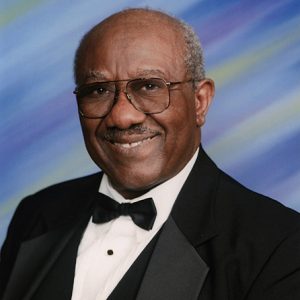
[104,125,159,140]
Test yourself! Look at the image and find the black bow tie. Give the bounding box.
[92,193,157,230]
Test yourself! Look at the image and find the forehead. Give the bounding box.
[77,14,187,82]
[97,11,184,42]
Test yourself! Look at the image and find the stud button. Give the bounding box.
[107,249,114,255]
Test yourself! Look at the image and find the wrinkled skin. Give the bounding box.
[77,12,214,198]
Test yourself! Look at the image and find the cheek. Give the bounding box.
[162,96,198,141]
[81,119,96,142]
[80,119,104,156]
[154,101,198,161]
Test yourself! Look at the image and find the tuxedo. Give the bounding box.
[1,147,300,299]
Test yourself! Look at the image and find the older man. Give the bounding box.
[1,8,300,300]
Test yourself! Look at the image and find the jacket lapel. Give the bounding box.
[137,147,220,299]
[2,215,90,300]
[2,174,101,300]
[171,146,220,246]
[137,217,209,300]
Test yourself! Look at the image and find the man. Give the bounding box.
[0,8,300,300]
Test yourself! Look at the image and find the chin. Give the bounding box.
[108,168,166,199]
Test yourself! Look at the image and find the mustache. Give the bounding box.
[103,125,159,140]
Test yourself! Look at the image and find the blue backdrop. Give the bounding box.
[1,0,300,245]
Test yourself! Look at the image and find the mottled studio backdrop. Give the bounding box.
[1,0,300,244]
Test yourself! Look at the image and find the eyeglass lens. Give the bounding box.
[76,78,170,118]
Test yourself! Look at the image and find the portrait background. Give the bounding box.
[1,0,300,244]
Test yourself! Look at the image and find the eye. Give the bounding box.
[79,83,114,98]
[142,82,159,90]
[93,86,108,95]
[131,79,165,93]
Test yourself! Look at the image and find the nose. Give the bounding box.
[104,90,147,129]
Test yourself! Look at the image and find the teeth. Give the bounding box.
[114,137,152,148]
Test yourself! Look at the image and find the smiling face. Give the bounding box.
[76,11,214,198]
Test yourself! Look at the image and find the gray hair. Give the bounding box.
[179,20,205,84]
[73,8,205,86]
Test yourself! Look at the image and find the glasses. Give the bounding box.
[73,77,193,118]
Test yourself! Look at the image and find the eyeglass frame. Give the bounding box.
[73,77,194,119]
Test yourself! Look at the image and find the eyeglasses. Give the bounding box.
[73,77,193,119]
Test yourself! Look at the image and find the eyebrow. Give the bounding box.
[135,69,166,78]
[83,70,107,81]
[82,68,167,82]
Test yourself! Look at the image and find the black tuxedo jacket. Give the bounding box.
[1,147,300,300]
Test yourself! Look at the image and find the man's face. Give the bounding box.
[77,19,213,198]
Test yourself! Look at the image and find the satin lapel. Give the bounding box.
[171,146,220,246]
[136,217,209,300]
[2,215,90,300]
[137,147,220,299]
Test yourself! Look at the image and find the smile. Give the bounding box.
[113,137,153,149]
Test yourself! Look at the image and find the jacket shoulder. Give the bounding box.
[20,172,101,210]
[204,171,300,298]
[217,171,300,235]
[6,173,102,241]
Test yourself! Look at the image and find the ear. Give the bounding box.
[194,79,215,127]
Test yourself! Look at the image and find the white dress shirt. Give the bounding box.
[71,149,198,300]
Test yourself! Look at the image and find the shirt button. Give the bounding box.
[107,249,114,255]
